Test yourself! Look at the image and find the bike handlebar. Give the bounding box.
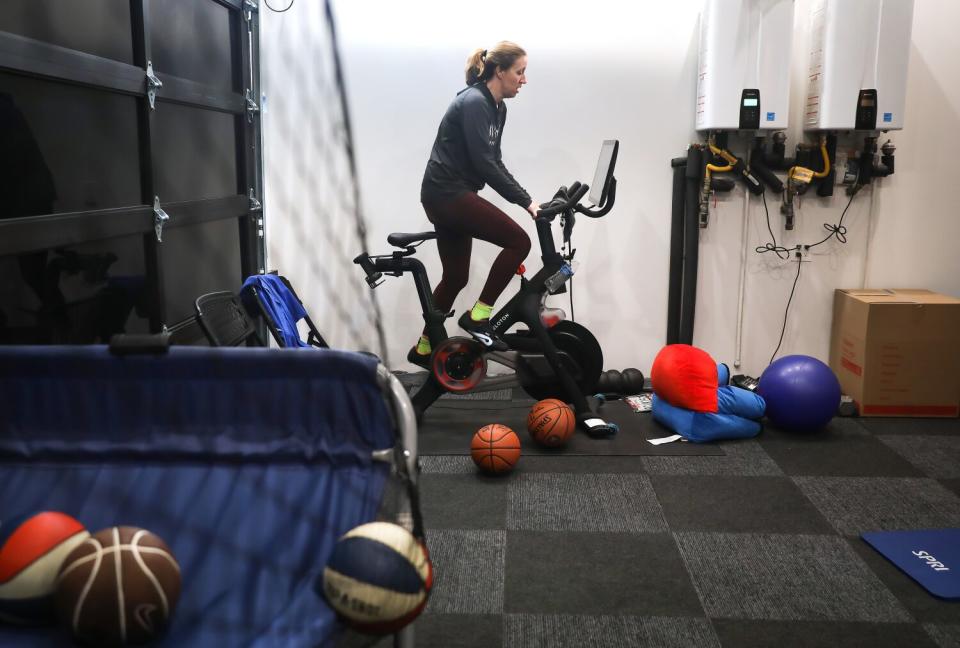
[575,177,616,218]
[569,183,589,205]
[535,174,616,220]
[537,182,590,218]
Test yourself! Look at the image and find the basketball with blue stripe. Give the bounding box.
[320,522,432,634]
[0,511,90,624]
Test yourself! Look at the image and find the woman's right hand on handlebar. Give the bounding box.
[527,201,540,220]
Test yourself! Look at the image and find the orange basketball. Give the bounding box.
[527,399,576,447]
[470,424,521,474]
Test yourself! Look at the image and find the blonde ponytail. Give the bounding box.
[464,48,487,85]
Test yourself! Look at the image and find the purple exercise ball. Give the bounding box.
[757,355,841,432]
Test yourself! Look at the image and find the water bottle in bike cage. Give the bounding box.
[544,260,578,294]
[538,293,566,328]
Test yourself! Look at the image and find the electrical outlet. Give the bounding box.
[794,245,812,262]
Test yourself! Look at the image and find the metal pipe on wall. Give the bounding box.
[666,157,688,345]
[734,148,753,369]
[679,146,703,345]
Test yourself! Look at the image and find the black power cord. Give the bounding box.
[769,253,803,366]
[760,186,862,365]
[562,230,576,322]
[755,191,791,259]
[805,187,858,250]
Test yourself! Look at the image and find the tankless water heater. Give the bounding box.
[695,0,795,132]
[804,0,915,131]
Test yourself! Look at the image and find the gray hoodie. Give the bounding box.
[420,83,531,208]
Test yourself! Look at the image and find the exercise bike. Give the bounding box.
[354,140,620,437]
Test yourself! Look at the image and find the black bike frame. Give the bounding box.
[488,218,562,335]
[359,214,596,420]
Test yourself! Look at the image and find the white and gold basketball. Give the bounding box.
[320,522,432,635]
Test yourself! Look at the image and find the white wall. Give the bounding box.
[331,0,704,373]
[866,0,960,292]
[693,0,960,373]
[264,0,960,377]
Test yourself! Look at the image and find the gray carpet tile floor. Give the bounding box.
[923,623,960,648]
[793,476,960,536]
[503,614,721,648]
[507,473,669,532]
[424,529,507,615]
[674,531,911,622]
[388,414,960,647]
[877,435,960,479]
[641,439,784,477]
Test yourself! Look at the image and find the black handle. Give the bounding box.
[537,182,589,218]
[569,183,589,204]
[353,253,373,271]
[353,253,383,287]
[575,177,617,218]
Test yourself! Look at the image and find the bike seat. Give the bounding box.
[388,231,438,248]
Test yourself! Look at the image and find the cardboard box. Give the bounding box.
[829,289,960,417]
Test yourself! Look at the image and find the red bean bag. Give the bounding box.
[650,344,718,412]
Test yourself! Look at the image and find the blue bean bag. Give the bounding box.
[651,345,766,443]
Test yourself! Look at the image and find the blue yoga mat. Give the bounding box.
[862,528,960,600]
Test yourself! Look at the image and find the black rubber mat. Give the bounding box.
[418,397,725,456]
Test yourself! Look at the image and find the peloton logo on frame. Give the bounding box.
[913,549,950,572]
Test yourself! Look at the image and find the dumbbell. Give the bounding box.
[621,368,645,394]
[597,369,624,395]
[597,368,646,396]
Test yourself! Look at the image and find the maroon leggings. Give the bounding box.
[422,192,532,315]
